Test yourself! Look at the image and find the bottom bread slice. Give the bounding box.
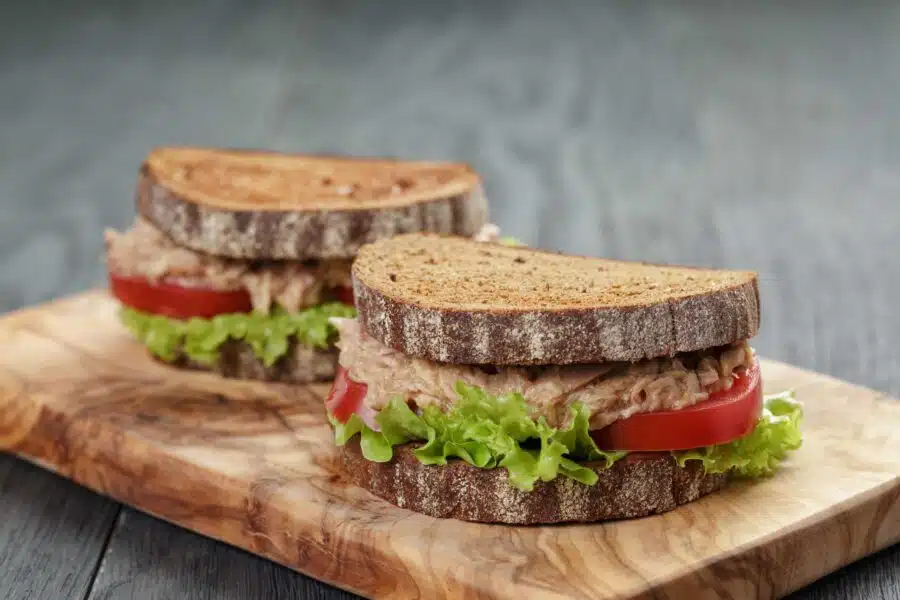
[340,439,728,524]
[158,339,339,384]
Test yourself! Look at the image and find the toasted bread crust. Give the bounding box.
[159,339,338,383]
[340,441,728,524]
[135,147,489,260]
[352,236,760,365]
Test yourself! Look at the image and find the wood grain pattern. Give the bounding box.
[0,291,898,600]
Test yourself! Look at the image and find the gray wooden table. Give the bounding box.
[2,0,899,598]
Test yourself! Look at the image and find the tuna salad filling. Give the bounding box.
[105,218,354,313]
[332,318,755,430]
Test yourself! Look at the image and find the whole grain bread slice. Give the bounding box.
[162,339,338,384]
[136,147,488,260]
[352,234,760,365]
[340,440,728,524]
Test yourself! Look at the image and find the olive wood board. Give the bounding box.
[0,291,898,600]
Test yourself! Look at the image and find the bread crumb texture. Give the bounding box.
[354,234,757,311]
[144,146,482,211]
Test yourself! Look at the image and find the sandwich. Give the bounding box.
[326,234,803,524]
[104,147,499,383]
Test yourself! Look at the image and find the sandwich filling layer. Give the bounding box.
[105,218,358,366]
[106,218,354,313]
[327,318,803,491]
[333,318,754,430]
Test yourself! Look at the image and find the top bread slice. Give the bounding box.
[352,234,760,365]
[136,147,488,260]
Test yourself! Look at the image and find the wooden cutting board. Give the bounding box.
[0,291,898,600]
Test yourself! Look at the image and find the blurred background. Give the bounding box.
[1,0,899,395]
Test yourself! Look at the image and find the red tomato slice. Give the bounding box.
[109,271,253,319]
[591,359,763,451]
[326,366,367,423]
[333,285,355,307]
[326,366,379,429]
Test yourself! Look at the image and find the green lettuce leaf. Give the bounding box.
[331,384,804,491]
[119,303,355,367]
[674,390,803,477]
[332,381,625,491]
